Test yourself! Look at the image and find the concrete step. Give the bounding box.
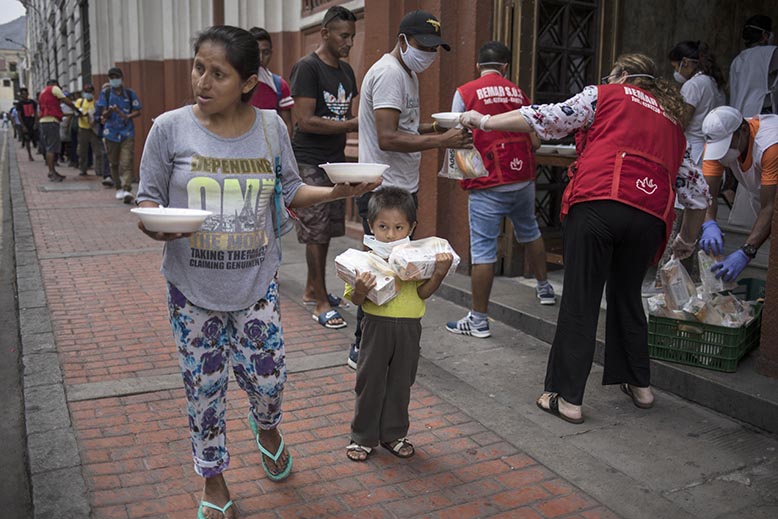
[437,269,778,435]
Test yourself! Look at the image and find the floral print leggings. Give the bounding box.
[167,280,286,478]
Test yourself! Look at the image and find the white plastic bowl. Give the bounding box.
[318,162,389,184]
[131,207,213,233]
[431,112,462,128]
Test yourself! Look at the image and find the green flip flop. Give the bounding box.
[197,499,234,519]
[248,412,292,482]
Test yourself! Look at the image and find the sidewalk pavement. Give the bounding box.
[8,138,778,519]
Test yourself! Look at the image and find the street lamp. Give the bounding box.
[4,38,27,50]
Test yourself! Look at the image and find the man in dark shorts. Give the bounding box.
[290,5,359,329]
[38,79,82,182]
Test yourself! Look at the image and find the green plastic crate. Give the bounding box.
[648,304,762,372]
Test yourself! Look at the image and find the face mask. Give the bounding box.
[363,234,410,259]
[109,78,122,88]
[83,93,93,100]
[400,34,437,73]
[673,70,687,84]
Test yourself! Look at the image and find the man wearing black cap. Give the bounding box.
[75,84,105,177]
[95,66,142,203]
[346,10,471,368]
[730,15,778,117]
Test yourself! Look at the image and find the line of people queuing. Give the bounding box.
[123,8,776,518]
[7,69,142,205]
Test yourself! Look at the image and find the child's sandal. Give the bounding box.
[346,442,372,462]
[380,437,415,458]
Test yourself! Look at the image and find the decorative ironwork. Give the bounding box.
[535,0,598,105]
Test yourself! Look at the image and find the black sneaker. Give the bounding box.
[347,343,359,370]
[123,192,135,204]
[48,172,64,182]
[101,177,114,187]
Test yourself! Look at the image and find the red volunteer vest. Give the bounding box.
[38,86,63,120]
[563,84,687,259]
[457,74,535,190]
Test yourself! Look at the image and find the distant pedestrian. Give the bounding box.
[9,106,21,140]
[74,84,105,177]
[38,79,82,182]
[344,187,452,462]
[95,66,142,203]
[1,112,8,128]
[135,25,377,518]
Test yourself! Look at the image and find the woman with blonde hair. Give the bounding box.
[461,53,710,424]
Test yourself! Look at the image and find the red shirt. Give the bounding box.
[38,85,64,121]
[249,75,293,111]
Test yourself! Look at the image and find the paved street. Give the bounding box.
[6,131,778,519]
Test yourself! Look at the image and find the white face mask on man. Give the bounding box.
[400,34,437,73]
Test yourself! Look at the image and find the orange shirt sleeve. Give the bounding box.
[760,144,778,186]
[702,158,725,178]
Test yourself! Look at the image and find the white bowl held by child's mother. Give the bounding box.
[131,207,212,233]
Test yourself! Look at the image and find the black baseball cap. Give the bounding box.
[398,10,450,51]
[107,67,123,77]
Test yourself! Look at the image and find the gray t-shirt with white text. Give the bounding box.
[137,106,302,311]
[358,53,422,193]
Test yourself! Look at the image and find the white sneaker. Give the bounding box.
[115,189,126,200]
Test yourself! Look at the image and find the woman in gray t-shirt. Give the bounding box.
[136,26,377,518]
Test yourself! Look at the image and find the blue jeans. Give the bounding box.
[468,184,541,264]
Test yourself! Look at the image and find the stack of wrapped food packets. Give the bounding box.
[335,237,460,305]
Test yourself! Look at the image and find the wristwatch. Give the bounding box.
[741,243,758,259]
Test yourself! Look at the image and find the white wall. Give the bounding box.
[89,0,214,75]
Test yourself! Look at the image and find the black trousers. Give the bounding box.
[544,200,665,405]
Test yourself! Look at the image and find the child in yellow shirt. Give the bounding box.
[344,187,453,461]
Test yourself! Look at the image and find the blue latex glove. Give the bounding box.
[711,249,750,282]
[699,220,723,256]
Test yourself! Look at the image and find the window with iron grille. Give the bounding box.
[534,0,599,105]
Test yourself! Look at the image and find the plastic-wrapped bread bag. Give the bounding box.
[438,148,488,180]
[388,237,460,281]
[659,257,696,311]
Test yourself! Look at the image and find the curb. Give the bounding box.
[9,147,91,518]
